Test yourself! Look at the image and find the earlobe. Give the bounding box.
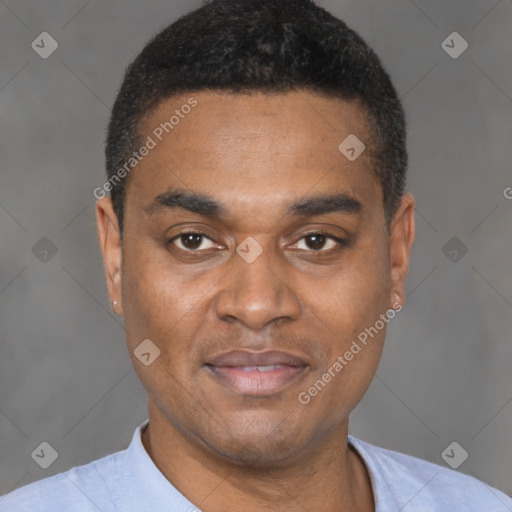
[95,197,123,314]
[390,290,402,309]
[388,194,416,309]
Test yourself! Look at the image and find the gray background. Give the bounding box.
[1,0,511,500]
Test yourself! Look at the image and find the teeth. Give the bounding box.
[238,365,282,372]
[257,365,280,372]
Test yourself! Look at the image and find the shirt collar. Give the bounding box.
[118,420,385,511]
[118,419,199,511]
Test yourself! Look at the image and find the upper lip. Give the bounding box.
[205,350,308,368]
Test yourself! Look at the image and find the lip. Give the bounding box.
[206,349,308,368]
[204,350,309,397]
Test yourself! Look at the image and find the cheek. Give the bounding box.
[122,240,187,323]
[303,237,391,403]
[120,247,200,413]
[121,241,213,382]
[121,241,178,352]
[330,239,391,337]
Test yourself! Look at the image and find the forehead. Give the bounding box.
[127,90,380,220]
[140,90,371,155]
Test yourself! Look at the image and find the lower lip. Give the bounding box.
[206,365,308,396]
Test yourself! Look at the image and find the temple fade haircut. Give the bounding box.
[105,0,407,237]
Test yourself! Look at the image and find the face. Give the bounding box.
[96,91,415,467]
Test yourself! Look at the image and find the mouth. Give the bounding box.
[204,350,309,396]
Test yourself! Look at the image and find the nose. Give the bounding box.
[214,241,302,331]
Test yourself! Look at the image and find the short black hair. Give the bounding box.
[105,0,407,236]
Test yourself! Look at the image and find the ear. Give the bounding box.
[96,197,123,316]
[388,193,415,308]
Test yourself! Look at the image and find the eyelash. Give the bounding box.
[166,230,348,253]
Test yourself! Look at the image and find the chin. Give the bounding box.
[197,414,316,469]
[210,437,302,469]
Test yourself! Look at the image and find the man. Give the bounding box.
[1,1,511,511]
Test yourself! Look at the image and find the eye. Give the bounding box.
[293,232,345,252]
[168,232,218,251]
[167,231,346,253]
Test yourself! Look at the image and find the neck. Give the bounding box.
[140,401,374,512]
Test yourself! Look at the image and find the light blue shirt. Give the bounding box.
[1,419,511,511]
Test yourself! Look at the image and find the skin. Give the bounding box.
[96,90,415,512]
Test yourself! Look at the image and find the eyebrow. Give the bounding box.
[143,188,362,218]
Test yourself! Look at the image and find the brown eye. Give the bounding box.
[305,234,327,250]
[168,232,217,251]
[180,233,203,250]
[295,233,342,252]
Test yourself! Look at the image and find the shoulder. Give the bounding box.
[0,449,126,512]
[349,435,512,512]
